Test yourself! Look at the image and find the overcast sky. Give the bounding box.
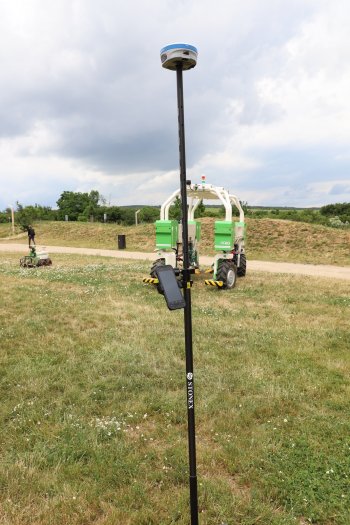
[0,0,349,209]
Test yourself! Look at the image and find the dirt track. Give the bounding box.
[1,242,350,280]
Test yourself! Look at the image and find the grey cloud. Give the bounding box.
[2,1,314,157]
[330,184,350,195]
[1,0,348,209]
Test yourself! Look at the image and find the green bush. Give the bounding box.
[139,206,160,223]
[320,202,350,218]
[0,212,10,224]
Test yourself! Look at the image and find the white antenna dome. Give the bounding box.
[160,43,198,71]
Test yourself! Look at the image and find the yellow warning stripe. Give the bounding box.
[143,277,192,287]
[204,279,224,288]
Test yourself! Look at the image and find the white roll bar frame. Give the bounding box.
[160,183,244,223]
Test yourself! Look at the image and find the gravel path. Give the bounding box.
[1,242,350,280]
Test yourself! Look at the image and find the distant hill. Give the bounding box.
[1,217,349,266]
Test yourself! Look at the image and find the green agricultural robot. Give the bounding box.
[20,246,52,268]
[149,177,246,289]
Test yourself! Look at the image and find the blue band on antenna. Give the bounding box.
[160,43,198,55]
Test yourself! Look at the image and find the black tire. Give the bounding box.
[216,260,237,290]
[37,258,52,267]
[236,253,247,277]
[21,257,35,268]
[150,258,165,278]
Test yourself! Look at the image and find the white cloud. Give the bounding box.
[195,151,261,172]
[0,0,349,208]
[235,3,350,150]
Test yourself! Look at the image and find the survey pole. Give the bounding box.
[176,62,199,525]
[160,43,199,524]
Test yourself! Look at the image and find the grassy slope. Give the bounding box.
[1,218,349,265]
[0,253,349,524]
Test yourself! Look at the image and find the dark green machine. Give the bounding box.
[20,246,52,268]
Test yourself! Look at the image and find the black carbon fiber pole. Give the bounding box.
[176,63,199,525]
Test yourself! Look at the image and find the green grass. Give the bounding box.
[0,252,349,524]
[1,218,350,266]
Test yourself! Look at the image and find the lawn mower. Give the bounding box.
[20,246,52,268]
[145,176,246,290]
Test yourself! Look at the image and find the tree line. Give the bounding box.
[0,191,349,229]
[0,191,205,230]
[246,202,350,227]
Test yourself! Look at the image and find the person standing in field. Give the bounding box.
[27,225,36,247]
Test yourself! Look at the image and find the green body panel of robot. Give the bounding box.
[214,221,234,251]
[155,220,178,249]
[188,220,201,241]
[234,221,246,241]
[187,221,200,266]
[214,220,246,251]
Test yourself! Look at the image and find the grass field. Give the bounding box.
[1,218,350,266]
[1,252,349,524]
